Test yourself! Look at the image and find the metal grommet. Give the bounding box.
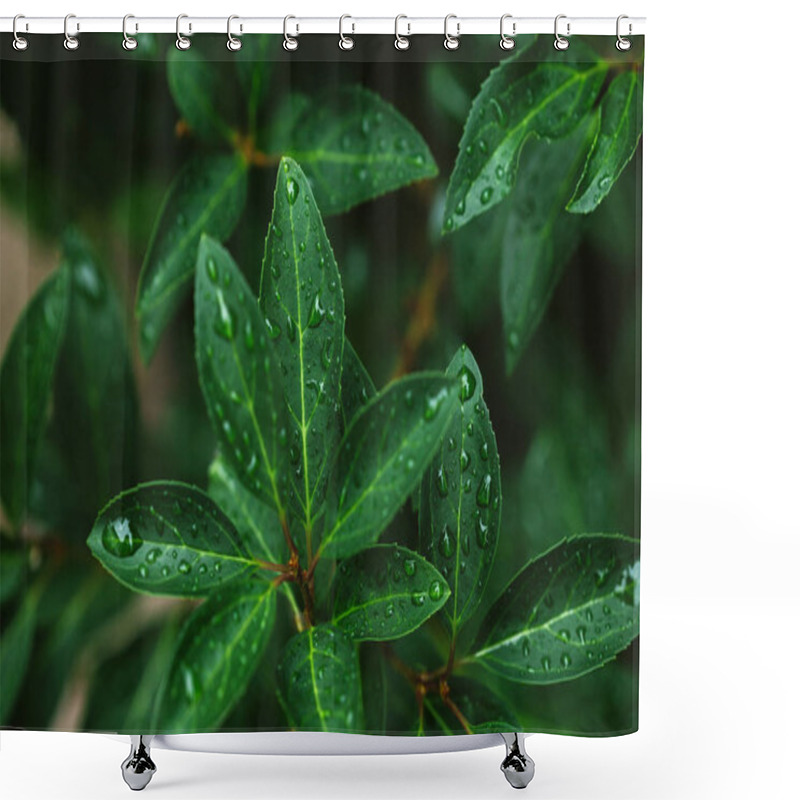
[394,15,410,50]
[122,14,138,51]
[227,15,242,51]
[176,14,191,50]
[12,14,29,51]
[283,15,298,51]
[616,15,632,51]
[554,14,570,51]
[444,14,460,51]
[63,13,79,51]
[500,14,516,50]
[339,14,355,50]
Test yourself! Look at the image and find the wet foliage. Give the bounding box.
[1,35,642,735]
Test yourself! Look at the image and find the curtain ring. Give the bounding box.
[227,15,242,51]
[444,14,460,51]
[122,15,138,51]
[394,15,410,51]
[283,15,299,51]
[500,14,516,50]
[12,15,29,51]
[616,15,632,51]
[176,14,191,50]
[554,14,570,51]
[64,13,79,51]
[339,14,355,50]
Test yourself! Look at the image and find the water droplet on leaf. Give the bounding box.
[101,518,142,558]
[476,474,492,507]
[457,364,477,402]
[286,177,299,205]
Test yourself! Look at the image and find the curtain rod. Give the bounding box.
[0,16,646,37]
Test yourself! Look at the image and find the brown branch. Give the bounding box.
[391,252,448,379]
[257,558,291,573]
[415,683,427,734]
[440,680,473,735]
[280,514,299,561]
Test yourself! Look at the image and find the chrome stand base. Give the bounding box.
[500,733,535,790]
[121,735,156,791]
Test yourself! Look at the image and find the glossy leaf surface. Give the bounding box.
[155,579,276,731]
[0,269,69,526]
[420,346,501,634]
[208,455,286,563]
[320,374,460,560]
[443,45,606,233]
[340,338,376,431]
[195,236,288,515]
[286,86,437,215]
[259,158,345,535]
[501,115,597,373]
[473,534,640,684]
[568,70,643,213]
[137,155,248,362]
[278,624,362,731]
[87,482,259,597]
[332,544,450,641]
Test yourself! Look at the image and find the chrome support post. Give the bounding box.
[121,735,156,791]
[500,733,535,789]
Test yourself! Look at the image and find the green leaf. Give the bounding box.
[235,35,277,132]
[277,623,363,731]
[0,269,69,526]
[0,582,43,723]
[320,373,460,560]
[208,455,286,563]
[420,346,500,634]
[331,544,450,641]
[501,114,598,373]
[443,43,606,233]
[284,86,437,215]
[259,158,345,537]
[360,644,388,732]
[472,534,639,684]
[87,481,261,597]
[341,338,376,431]
[195,235,289,516]
[450,202,503,324]
[167,49,235,144]
[136,154,248,363]
[0,546,26,605]
[568,70,643,214]
[51,230,138,519]
[257,93,312,155]
[154,579,276,731]
[517,335,621,555]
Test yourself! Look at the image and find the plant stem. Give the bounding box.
[415,683,426,735]
[257,559,291,574]
[279,584,304,633]
[280,514,299,561]
[440,683,473,735]
[391,251,448,378]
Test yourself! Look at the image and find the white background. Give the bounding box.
[2,1,799,798]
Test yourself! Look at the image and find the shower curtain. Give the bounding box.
[0,30,643,739]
